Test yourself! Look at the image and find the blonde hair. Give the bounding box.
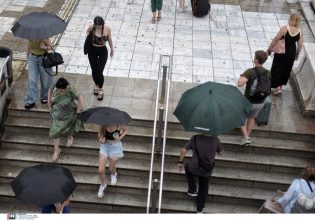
[288,14,300,28]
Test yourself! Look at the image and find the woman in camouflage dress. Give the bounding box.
[47,77,84,161]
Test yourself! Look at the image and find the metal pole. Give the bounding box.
[160,65,168,103]
[150,179,159,213]
[155,107,164,152]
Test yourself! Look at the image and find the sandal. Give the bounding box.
[157,13,161,21]
[24,103,35,110]
[97,89,104,101]
[41,98,48,104]
[66,136,74,148]
[151,16,156,24]
[94,87,99,95]
[52,148,61,162]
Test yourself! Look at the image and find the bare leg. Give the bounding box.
[52,138,61,161]
[246,117,256,137]
[98,154,107,186]
[66,135,74,147]
[109,158,119,185]
[240,125,249,139]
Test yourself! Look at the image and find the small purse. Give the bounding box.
[42,49,64,76]
[271,37,285,54]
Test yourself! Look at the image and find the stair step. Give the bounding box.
[0,183,259,213]
[4,115,315,158]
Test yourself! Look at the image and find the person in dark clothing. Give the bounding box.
[237,50,270,145]
[267,14,304,95]
[178,134,224,213]
[86,16,114,101]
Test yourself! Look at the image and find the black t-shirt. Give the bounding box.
[241,66,270,104]
[185,134,223,177]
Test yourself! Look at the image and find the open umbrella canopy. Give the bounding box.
[77,107,132,126]
[11,12,66,40]
[10,164,77,207]
[173,81,252,135]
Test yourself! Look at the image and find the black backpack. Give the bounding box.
[249,67,271,101]
[191,0,211,17]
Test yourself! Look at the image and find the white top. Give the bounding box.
[277,178,315,213]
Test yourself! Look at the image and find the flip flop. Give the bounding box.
[66,136,74,147]
[273,89,282,95]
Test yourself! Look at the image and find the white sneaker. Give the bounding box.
[240,137,251,146]
[110,172,118,185]
[97,184,107,198]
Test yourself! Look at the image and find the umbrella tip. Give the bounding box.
[209,89,212,94]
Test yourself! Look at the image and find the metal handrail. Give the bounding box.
[146,55,163,213]
[157,56,172,213]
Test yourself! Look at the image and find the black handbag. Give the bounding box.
[84,32,93,55]
[42,49,64,76]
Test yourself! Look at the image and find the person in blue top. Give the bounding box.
[41,199,70,213]
[276,167,315,213]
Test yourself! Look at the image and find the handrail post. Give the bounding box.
[150,179,159,213]
[155,107,164,152]
[160,65,168,103]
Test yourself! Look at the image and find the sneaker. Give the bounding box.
[40,98,48,104]
[97,184,107,198]
[240,138,251,146]
[24,103,35,110]
[187,190,198,197]
[196,210,204,214]
[110,172,118,185]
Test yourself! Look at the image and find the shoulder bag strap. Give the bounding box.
[306,180,314,193]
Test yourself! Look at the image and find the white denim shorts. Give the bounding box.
[100,140,124,159]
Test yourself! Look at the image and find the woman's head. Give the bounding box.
[288,14,300,28]
[302,167,315,181]
[93,16,104,28]
[55,77,69,89]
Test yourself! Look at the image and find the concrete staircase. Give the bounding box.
[1,105,315,213]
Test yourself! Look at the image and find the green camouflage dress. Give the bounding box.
[49,86,84,138]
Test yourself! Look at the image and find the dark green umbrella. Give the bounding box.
[173,81,252,135]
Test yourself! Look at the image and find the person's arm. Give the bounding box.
[76,95,84,113]
[60,199,70,213]
[267,26,286,55]
[116,125,128,140]
[107,27,114,57]
[216,140,224,156]
[47,88,53,109]
[26,41,31,57]
[296,31,304,60]
[40,38,53,51]
[87,25,93,35]
[98,126,106,143]
[178,148,187,173]
[237,76,248,87]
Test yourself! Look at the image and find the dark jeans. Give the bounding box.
[41,204,70,213]
[185,163,210,212]
[88,46,108,88]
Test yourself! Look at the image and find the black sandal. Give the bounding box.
[25,103,35,110]
[41,98,48,104]
[97,90,104,101]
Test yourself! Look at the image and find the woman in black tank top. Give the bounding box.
[96,124,128,197]
[85,16,114,101]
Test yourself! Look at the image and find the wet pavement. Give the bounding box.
[1,0,315,135]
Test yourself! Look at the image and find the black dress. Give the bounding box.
[270,30,300,88]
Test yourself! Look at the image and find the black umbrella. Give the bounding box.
[77,107,132,125]
[11,12,66,40]
[10,164,77,207]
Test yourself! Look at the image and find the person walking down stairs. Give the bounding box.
[97,125,128,198]
[47,77,84,161]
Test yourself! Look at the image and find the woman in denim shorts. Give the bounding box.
[97,124,128,198]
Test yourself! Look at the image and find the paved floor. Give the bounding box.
[0,0,314,85]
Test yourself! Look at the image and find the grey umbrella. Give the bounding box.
[11,12,66,40]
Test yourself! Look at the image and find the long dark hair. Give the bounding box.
[93,16,104,40]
